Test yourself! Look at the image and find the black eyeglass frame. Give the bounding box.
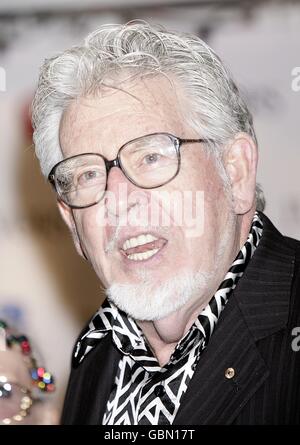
[48,132,212,209]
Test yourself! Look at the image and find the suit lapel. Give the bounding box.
[174,293,269,424]
[174,212,296,425]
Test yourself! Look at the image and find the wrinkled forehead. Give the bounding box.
[59,74,190,159]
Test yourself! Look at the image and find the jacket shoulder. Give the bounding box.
[284,235,300,256]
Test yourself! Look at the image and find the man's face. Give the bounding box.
[59,76,237,320]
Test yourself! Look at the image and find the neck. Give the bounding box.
[137,302,209,366]
[137,211,255,366]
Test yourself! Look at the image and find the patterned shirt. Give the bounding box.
[74,212,263,425]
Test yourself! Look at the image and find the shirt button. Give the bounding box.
[225,367,235,379]
[154,385,165,397]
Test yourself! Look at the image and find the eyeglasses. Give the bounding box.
[48,132,211,209]
[0,375,34,425]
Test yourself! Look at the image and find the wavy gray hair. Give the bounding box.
[32,21,265,211]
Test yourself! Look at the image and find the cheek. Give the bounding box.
[74,207,105,252]
[179,162,230,254]
[175,151,217,196]
[166,157,222,234]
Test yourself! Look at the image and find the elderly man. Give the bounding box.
[32,22,300,425]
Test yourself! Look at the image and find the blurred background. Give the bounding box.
[0,0,299,416]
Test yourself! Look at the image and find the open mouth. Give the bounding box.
[120,233,167,262]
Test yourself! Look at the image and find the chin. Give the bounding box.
[107,291,184,321]
[105,269,212,321]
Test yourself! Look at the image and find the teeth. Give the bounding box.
[127,248,159,261]
[123,234,158,251]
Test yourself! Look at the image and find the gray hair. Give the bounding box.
[31,21,265,211]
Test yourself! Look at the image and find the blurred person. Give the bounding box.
[32,22,300,425]
[0,320,58,425]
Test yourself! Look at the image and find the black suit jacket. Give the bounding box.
[61,212,300,424]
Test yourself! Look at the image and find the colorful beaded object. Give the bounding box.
[0,319,55,393]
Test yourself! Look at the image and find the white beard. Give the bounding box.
[106,268,214,321]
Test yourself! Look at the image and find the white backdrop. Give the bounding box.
[0,2,299,413]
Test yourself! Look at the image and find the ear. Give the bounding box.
[57,200,86,259]
[223,133,258,215]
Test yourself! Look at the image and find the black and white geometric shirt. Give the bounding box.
[74,212,263,425]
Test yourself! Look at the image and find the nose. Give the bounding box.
[104,166,149,220]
